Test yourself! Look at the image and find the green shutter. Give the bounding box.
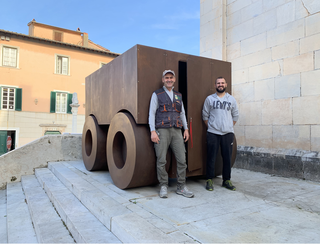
[15,88,22,111]
[67,93,72,114]
[50,91,56,113]
[0,87,2,110]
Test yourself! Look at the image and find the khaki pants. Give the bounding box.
[154,127,187,187]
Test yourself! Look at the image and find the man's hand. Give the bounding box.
[183,129,189,142]
[151,131,160,144]
[204,120,208,128]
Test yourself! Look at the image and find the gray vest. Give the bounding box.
[155,88,183,129]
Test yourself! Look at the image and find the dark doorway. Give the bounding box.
[0,130,16,156]
[178,61,188,114]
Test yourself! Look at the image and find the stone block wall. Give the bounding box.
[200,0,320,152]
[236,146,320,182]
[0,134,82,189]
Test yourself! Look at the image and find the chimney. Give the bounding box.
[27,19,36,36]
[83,33,88,47]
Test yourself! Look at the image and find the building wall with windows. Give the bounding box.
[0,21,119,151]
[200,0,320,152]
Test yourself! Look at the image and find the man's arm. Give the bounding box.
[203,120,208,128]
[202,97,210,128]
[231,97,239,126]
[148,93,160,144]
[180,102,189,142]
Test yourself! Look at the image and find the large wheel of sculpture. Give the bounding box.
[82,115,108,171]
[214,135,237,177]
[107,112,158,189]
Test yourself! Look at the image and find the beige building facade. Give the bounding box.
[200,0,320,152]
[0,21,118,154]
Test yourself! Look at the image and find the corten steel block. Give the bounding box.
[84,45,235,189]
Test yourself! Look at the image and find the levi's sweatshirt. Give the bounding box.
[202,92,239,135]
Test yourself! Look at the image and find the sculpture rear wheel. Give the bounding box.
[107,112,158,189]
[82,115,108,171]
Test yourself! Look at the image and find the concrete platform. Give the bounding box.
[1,160,320,243]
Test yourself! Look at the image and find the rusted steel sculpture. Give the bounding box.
[82,45,237,189]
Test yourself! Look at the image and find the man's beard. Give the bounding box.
[216,87,226,93]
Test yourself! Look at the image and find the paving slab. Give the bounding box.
[21,175,74,243]
[6,182,37,243]
[0,190,7,243]
[178,202,320,243]
[35,168,120,243]
[232,168,320,214]
[111,212,177,243]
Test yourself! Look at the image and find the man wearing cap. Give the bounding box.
[148,70,194,198]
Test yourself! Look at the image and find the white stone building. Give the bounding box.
[200,0,320,152]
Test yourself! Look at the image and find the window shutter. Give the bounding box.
[67,93,72,114]
[62,57,68,75]
[15,88,22,111]
[54,32,62,42]
[50,91,56,113]
[2,47,9,66]
[56,57,61,74]
[0,87,2,110]
[10,48,17,67]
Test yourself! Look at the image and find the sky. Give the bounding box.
[0,0,200,56]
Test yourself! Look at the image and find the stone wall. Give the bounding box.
[235,146,320,182]
[200,0,320,152]
[0,134,82,189]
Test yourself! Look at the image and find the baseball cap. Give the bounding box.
[162,70,175,77]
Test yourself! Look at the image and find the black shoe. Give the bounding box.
[206,179,214,191]
[222,180,236,191]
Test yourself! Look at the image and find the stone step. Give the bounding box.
[48,161,132,230]
[49,161,192,243]
[21,175,74,243]
[6,182,37,243]
[35,167,120,243]
[0,190,7,243]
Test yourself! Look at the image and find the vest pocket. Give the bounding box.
[160,103,169,112]
[174,101,182,112]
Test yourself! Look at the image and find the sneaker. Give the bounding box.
[206,179,214,191]
[159,185,168,198]
[222,180,236,191]
[176,184,194,198]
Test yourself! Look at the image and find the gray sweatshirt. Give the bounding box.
[202,92,239,135]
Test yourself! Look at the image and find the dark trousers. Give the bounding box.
[206,132,234,181]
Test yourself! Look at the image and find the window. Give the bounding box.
[53,31,63,42]
[55,55,69,75]
[50,91,72,114]
[0,87,22,111]
[2,87,15,110]
[44,131,61,135]
[56,92,67,113]
[2,46,17,67]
